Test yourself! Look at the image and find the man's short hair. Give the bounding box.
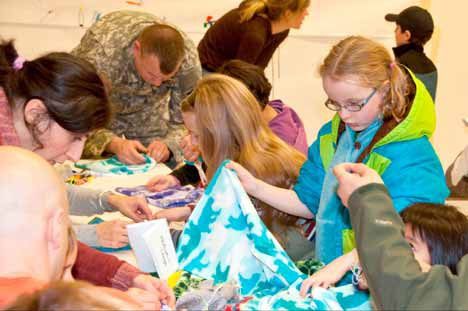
[138,24,185,74]
[385,6,434,45]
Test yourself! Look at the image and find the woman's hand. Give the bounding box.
[146,175,180,192]
[96,220,130,248]
[226,161,261,195]
[131,274,176,310]
[300,249,358,296]
[108,194,152,222]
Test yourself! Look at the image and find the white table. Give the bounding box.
[69,162,173,268]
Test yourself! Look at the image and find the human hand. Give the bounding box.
[126,287,161,311]
[96,220,130,248]
[107,136,147,165]
[132,274,176,310]
[225,161,261,195]
[107,194,152,222]
[333,163,384,208]
[154,206,192,222]
[357,272,369,290]
[146,174,181,192]
[180,134,200,162]
[147,140,171,163]
[300,250,358,296]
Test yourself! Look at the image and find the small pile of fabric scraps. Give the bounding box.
[176,160,371,310]
[176,279,241,310]
[65,172,94,185]
[55,161,94,185]
[75,155,155,175]
[295,259,324,276]
[171,271,203,299]
[115,185,204,209]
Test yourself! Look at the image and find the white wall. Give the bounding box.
[0,0,464,169]
[428,0,468,168]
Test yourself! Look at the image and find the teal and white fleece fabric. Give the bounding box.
[75,155,155,175]
[176,161,370,310]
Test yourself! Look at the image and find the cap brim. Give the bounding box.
[385,13,398,22]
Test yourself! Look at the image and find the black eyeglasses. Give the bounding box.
[325,88,378,112]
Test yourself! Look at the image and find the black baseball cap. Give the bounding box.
[385,6,434,38]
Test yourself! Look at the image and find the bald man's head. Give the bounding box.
[0,146,68,220]
[0,146,70,281]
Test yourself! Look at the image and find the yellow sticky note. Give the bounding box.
[167,270,183,288]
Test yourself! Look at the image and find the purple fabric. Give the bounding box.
[268,100,308,155]
[115,185,204,209]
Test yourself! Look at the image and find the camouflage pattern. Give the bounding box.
[72,11,202,162]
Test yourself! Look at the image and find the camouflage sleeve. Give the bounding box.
[71,31,112,81]
[82,128,115,158]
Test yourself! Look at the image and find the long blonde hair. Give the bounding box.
[182,74,306,240]
[320,36,415,122]
[239,0,310,23]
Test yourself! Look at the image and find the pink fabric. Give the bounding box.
[0,88,21,146]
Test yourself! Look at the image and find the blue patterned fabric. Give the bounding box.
[115,185,203,208]
[240,282,370,310]
[316,119,382,272]
[75,155,155,175]
[176,161,370,310]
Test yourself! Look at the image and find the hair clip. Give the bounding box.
[13,56,26,71]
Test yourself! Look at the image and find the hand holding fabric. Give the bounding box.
[146,174,181,192]
[147,140,171,163]
[132,274,176,309]
[107,136,147,165]
[180,134,200,162]
[225,161,261,196]
[126,287,161,310]
[108,194,152,222]
[96,220,130,248]
[333,163,384,207]
[300,249,358,296]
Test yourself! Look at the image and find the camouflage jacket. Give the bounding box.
[72,11,201,163]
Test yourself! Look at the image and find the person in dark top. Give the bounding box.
[385,6,438,101]
[198,0,310,73]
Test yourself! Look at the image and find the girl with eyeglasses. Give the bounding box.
[228,36,448,291]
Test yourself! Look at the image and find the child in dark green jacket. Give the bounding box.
[332,162,468,310]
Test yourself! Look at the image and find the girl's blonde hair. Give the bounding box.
[320,36,415,122]
[239,0,310,23]
[182,74,306,242]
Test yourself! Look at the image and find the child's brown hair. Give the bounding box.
[401,203,468,274]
